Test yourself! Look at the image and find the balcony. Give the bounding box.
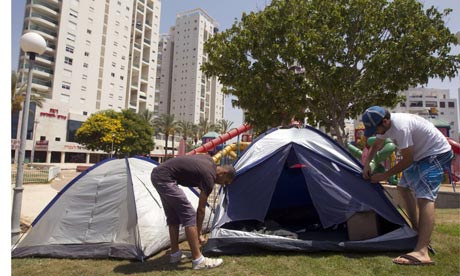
[28,0,60,15]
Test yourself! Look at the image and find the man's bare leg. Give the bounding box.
[168,224,180,254]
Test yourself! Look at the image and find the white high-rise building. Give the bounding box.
[13,0,162,164]
[157,8,225,125]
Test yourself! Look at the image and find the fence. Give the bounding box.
[11,166,61,184]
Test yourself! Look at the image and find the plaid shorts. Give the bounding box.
[399,151,453,201]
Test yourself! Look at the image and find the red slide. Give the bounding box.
[447,137,460,155]
[186,124,252,155]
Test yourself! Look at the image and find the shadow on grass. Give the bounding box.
[113,250,191,274]
[206,249,400,260]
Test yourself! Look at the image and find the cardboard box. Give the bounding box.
[347,211,379,241]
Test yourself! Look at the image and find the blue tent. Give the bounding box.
[204,127,417,254]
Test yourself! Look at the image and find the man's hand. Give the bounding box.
[370,172,387,183]
[199,235,207,245]
[362,164,372,180]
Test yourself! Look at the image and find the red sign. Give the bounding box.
[35,140,49,151]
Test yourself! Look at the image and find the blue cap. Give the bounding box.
[362,106,385,137]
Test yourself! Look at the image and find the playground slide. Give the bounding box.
[446,138,460,183]
[447,137,460,155]
[212,142,251,163]
[186,124,252,155]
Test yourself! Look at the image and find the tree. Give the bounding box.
[202,0,460,145]
[198,117,211,137]
[75,110,154,157]
[177,120,194,141]
[119,109,155,156]
[218,119,234,134]
[11,71,46,114]
[153,114,178,158]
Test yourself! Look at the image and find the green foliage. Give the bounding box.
[202,0,460,144]
[153,114,178,157]
[11,71,46,114]
[75,109,154,157]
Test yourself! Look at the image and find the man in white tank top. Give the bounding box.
[361,106,452,266]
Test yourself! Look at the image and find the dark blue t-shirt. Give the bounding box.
[151,155,217,195]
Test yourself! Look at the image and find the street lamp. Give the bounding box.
[12,32,46,245]
[30,120,39,165]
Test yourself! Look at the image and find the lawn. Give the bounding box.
[11,209,460,276]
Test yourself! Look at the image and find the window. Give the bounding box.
[60,93,70,103]
[68,21,77,31]
[62,82,71,90]
[111,73,115,77]
[64,57,73,65]
[87,29,92,34]
[448,101,455,108]
[67,33,76,42]
[82,74,88,80]
[63,69,72,77]
[83,63,88,68]
[440,102,446,108]
[84,51,89,57]
[65,45,74,53]
[55,137,61,141]
[69,9,78,19]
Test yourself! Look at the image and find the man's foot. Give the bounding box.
[192,257,223,270]
[392,254,435,266]
[169,251,192,264]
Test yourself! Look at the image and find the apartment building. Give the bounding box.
[12,0,162,164]
[157,8,225,125]
[392,87,459,141]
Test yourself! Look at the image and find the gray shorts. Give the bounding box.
[151,180,196,227]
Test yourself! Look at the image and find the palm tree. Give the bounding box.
[11,71,46,113]
[177,120,194,141]
[198,117,211,138]
[218,119,234,134]
[140,109,156,126]
[153,114,177,158]
[191,124,200,146]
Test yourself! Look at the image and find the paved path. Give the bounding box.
[17,170,81,225]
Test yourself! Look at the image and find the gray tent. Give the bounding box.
[12,157,209,261]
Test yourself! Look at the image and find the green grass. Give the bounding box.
[12,209,460,276]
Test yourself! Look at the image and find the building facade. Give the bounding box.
[391,87,459,141]
[157,8,225,125]
[13,0,162,164]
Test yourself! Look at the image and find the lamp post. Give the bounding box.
[111,133,115,158]
[30,119,39,165]
[12,32,46,245]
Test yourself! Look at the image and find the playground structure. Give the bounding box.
[186,124,252,157]
[348,137,398,184]
[447,138,460,186]
[212,142,251,163]
[349,136,459,191]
